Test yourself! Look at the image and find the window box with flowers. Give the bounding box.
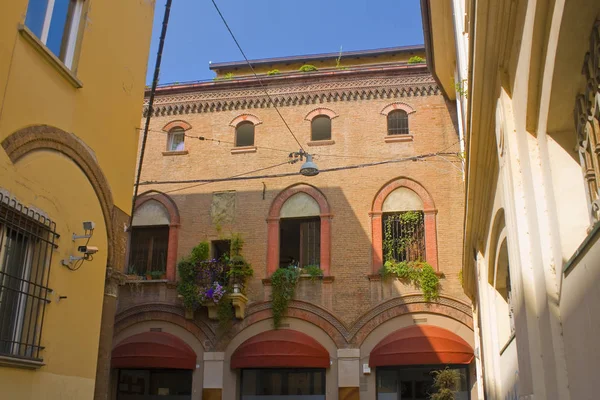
[177,236,253,329]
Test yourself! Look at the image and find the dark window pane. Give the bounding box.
[25,0,49,38]
[128,226,169,274]
[311,116,331,141]
[280,217,320,268]
[242,369,325,398]
[236,122,255,147]
[387,110,409,135]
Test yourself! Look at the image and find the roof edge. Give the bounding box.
[209,45,425,70]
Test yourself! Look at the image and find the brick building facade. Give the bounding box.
[109,47,475,400]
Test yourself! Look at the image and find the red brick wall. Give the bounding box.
[135,76,468,325]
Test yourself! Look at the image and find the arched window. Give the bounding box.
[167,127,185,151]
[387,110,409,135]
[311,116,332,141]
[235,122,255,147]
[371,178,438,272]
[130,193,180,281]
[267,185,332,276]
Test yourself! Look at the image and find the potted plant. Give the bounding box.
[149,270,166,280]
[125,265,140,280]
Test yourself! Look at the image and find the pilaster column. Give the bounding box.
[320,214,332,276]
[167,223,179,281]
[337,349,360,400]
[424,209,438,270]
[370,211,383,274]
[203,352,224,400]
[93,268,125,400]
[266,217,280,276]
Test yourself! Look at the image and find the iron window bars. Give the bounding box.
[387,110,409,135]
[0,192,58,361]
[382,211,425,262]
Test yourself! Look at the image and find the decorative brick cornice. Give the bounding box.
[144,74,440,117]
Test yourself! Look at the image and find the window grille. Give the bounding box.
[0,192,58,360]
[575,20,600,223]
[382,211,425,262]
[387,110,409,135]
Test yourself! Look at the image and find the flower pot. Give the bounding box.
[145,274,152,280]
[184,308,194,320]
[206,303,218,320]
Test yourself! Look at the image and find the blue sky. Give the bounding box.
[146,0,424,85]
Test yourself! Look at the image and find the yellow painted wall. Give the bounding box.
[213,49,426,77]
[0,0,155,399]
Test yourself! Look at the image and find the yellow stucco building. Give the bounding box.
[0,0,155,399]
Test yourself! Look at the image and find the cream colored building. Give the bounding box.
[423,0,600,399]
[0,0,155,399]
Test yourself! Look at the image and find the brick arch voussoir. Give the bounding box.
[372,177,435,212]
[114,305,215,351]
[349,295,473,347]
[380,102,416,116]
[229,113,262,127]
[268,183,331,218]
[304,107,339,121]
[215,300,349,351]
[162,120,192,132]
[135,190,181,225]
[1,125,116,266]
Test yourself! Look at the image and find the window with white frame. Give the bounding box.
[25,0,84,69]
[167,127,185,151]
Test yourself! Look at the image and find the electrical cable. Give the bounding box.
[162,159,295,194]
[141,151,461,190]
[129,0,173,226]
[209,0,305,151]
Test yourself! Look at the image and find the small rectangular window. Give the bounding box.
[279,217,320,268]
[128,226,169,275]
[167,129,185,151]
[25,0,84,69]
[0,193,57,361]
[211,240,230,261]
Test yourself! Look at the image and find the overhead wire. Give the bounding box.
[161,159,295,194]
[141,150,462,190]
[129,0,173,225]
[209,0,305,152]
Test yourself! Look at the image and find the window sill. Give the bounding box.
[18,24,83,89]
[231,146,257,154]
[0,354,45,369]
[262,275,334,285]
[307,140,335,147]
[162,150,188,156]
[384,134,413,143]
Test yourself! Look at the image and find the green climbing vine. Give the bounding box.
[381,210,440,301]
[270,266,300,329]
[380,260,440,301]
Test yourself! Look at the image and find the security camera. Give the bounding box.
[78,245,99,255]
[83,221,95,231]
